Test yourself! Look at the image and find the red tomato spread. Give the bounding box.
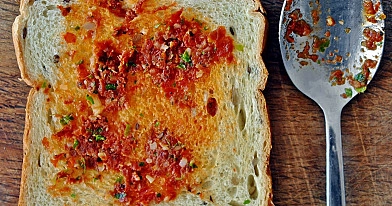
[45,0,236,205]
[285,9,312,43]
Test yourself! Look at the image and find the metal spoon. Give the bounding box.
[278,0,385,205]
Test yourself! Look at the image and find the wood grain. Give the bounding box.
[1,0,391,205]
[263,0,392,205]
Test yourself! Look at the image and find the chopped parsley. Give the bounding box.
[70,193,76,198]
[354,73,366,82]
[41,81,47,89]
[235,44,244,52]
[74,25,80,31]
[105,83,117,90]
[115,176,124,184]
[189,161,198,169]
[344,88,353,98]
[176,63,186,70]
[86,94,94,104]
[156,193,162,198]
[319,39,330,52]
[76,59,84,65]
[155,121,160,127]
[355,86,367,93]
[114,192,126,200]
[180,50,191,63]
[243,199,251,204]
[124,124,131,136]
[73,139,79,149]
[60,114,74,125]
[94,134,106,141]
[139,162,145,167]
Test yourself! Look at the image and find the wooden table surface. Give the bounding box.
[1,0,391,205]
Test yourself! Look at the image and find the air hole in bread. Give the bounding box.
[231,176,240,185]
[238,109,246,131]
[229,27,235,36]
[202,180,213,189]
[43,10,48,17]
[38,153,41,167]
[247,175,259,200]
[231,88,239,112]
[42,64,47,72]
[227,186,237,197]
[253,152,260,177]
[228,200,242,206]
[46,5,57,11]
[23,27,27,39]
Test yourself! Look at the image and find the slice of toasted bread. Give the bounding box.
[13,0,272,205]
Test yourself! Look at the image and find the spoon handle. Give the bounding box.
[325,109,346,206]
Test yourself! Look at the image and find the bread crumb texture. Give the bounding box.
[15,0,270,205]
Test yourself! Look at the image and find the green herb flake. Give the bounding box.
[154,23,161,29]
[155,121,160,127]
[124,124,131,136]
[42,81,47,89]
[235,44,244,52]
[115,176,124,184]
[344,88,353,98]
[114,192,126,200]
[319,39,330,52]
[71,193,76,198]
[105,83,117,90]
[60,114,74,125]
[189,160,198,169]
[177,63,186,70]
[354,73,366,82]
[94,134,106,141]
[156,193,161,197]
[243,199,251,205]
[203,26,209,30]
[74,25,80,31]
[139,162,145,167]
[76,59,84,65]
[355,86,367,93]
[139,113,144,117]
[86,94,94,104]
[181,51,191,63]
[73,139,79,149]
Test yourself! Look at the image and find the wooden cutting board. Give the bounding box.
[1,0,391,205]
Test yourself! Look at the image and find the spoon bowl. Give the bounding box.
[279,0,385,205]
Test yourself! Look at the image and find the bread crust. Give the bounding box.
[13,0,272,205]
[18,89,35,206]
[13,0,35,87]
